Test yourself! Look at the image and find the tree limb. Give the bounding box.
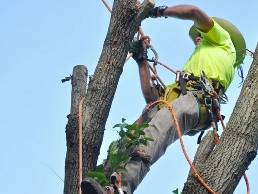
[82,0,155,176]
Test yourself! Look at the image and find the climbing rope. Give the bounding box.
[100,0,178,89]
[101,0,112,12]
[145,99,217,194]
[117,173,124,194]
[78,97,85,194]
[244,173,251,194]
[101,0,145,63]
[99,1,251,193]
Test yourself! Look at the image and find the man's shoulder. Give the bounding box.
[201,20,232,45]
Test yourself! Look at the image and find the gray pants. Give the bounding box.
[123,92,200,193]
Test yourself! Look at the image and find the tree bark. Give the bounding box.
[64,65,87,194]
[64,1,154,194]
[81,0,154,176]
[182,44,258,194]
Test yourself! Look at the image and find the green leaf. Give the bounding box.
[113,123,127,129]
[115,166,127,173]
[139,139,148,146]
[125,131,137,140]
[125,123,137,131]
[144,136,154,141]
[139,123,149,129]
[87,171,109,187]
[95,164,104,172]
[108,118,155,174]
[172,188,180,194]
[113,123,121,128]
[118,129,126,138]
[136,128,145,135]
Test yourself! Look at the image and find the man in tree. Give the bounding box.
[81,4,245,194]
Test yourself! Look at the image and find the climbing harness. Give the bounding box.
[145,43,179,96]
[99,1,251,193]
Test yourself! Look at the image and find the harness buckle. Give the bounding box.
[199,75,214,95]
[182,72,191,80]
[204,96,212,107]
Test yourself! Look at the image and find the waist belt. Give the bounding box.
[179,72,223,93]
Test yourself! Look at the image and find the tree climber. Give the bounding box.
[81,4,246,194]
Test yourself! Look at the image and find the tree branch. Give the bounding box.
[81,0,155,175]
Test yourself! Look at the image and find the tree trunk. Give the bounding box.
[81,0,154,175]
[64,1,154,194]
[182,44,258,194]
[64,65,88,194]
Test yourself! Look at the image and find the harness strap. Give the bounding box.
[176,71,188,95]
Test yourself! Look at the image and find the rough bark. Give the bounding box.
[64,65,87,194]
[64,1,155,194]
[81,0,154,176]
[182,44,258,194]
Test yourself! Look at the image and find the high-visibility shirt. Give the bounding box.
[183,20,236,90]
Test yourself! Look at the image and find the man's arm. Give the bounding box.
[130,37,159,104]
[156,5,214,32]
[137,59,159,103]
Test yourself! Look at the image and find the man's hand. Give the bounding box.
[148,6,168,18]
[129,36,150,63]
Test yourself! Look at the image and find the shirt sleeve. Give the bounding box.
[197,19,231,45]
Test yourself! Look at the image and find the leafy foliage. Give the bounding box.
[88,118,153,186]
[107,141,130,173]
[172,188,181,194]
[87,164,109,186]
[108,118,153,173]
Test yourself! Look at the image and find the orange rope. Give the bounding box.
[99,2,214,189]
[146,100,217,194]
[117,173,123,194]
[100,1,250,193]
[78,97,85,194]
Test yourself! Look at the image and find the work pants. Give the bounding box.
[123,92,200,194]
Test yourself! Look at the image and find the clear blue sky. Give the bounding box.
[0,0,257,194]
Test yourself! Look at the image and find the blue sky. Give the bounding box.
[0,0,257,194]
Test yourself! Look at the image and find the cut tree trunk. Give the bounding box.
[64,65,88,194]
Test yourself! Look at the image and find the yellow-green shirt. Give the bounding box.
[183,20,236,90]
